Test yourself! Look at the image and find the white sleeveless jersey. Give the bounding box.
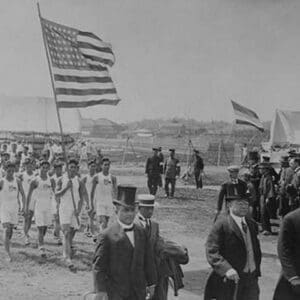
[1,177,19,210]
[33,176,53,212]
[60,174,81,213]
[95,172,114,205]
[21,172,36,197]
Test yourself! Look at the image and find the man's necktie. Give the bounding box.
[145,219,151,232]
[241,221,248,234]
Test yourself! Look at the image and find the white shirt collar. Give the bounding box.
[117,218,134,230]
[230,212,245,225]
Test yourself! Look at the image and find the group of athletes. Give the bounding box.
[0,142,117,270]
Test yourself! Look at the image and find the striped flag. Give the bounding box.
[231,100,264,132]
[40,17,120,108]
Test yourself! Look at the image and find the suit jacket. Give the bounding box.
[217,179,248,211]
[92,222,157,300]
[145,156,162,176]
[274,208,300,300]
[204,215,261,300]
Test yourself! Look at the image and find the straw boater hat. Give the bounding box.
[227,165,240,173]
[137,194,156,207]
[113,185,138,208]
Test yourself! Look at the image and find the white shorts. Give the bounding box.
[59,208,79,229]
[1,205,18,225]
[96,203,114,217]
[34,209,52,227]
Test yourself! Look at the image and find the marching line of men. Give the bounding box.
[0,151,118,270]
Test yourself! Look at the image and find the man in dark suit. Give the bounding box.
[92,185,157,300]
[215,165,248,220]
[193,149,204,189]
[145,148,163,195]
[205,193,262,300]
[273,208,300,300]
[134,194,162,299]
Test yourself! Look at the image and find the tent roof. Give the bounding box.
[269,109,300,146]
[0,95,81,134]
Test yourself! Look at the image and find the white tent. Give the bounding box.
[269,109,300,146]
[0,95,81,134]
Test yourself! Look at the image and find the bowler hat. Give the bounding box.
[137,194,155,207]
[113,185,138,208]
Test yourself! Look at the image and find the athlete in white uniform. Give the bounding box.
[56,159,87,269]
[20,159,37,245]
[51,160,64,245]
[0,162,25,261]
[82,159,96,237]
[90,158,117,232]
[27,161,55,257]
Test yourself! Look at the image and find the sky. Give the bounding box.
[1,0,300,123]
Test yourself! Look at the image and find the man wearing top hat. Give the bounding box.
[164,149,180,198]
[204,193,262,300]
[92,185,157,300]
[193,149,204,189]
[145,148,163,195]
[216,165,247,220]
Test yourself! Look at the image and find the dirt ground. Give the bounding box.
[0,166,281,299]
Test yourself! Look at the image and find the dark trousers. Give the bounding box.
[194,171,203,189]
[236,273,259,300]
[108,290,142,300]
[278,194,290,217]
[260,197,272,232]
[147,175,161,195]
[165,177,176,197]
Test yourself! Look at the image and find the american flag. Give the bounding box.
[231,100,264,132]
[41,17,120,108]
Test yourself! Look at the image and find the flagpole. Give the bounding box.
[37,2,80,227]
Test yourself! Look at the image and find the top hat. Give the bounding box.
[137,194,155,207]
[226,193,249,202]
[113,185,138,208]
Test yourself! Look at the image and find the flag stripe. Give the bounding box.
[54,74,112,83]
[81,53,113,67]
[236,120,264,131]
[53,67,108,77]
[79,47,114,61]
[56,88,117,96]
[78,31,102,41]
[77,41,113,54]
[58,99,120,108]
[55,81,115,89]
[57,93,119,102]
